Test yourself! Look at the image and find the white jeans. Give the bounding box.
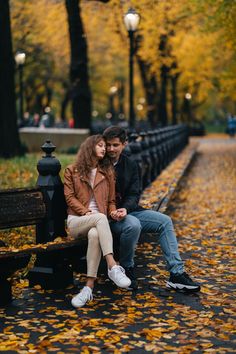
[67,213,113,277]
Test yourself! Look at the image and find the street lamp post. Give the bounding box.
[15,51,26,126]
[184,92,192,123]
[109,86,118,123]
[124,8,140,129]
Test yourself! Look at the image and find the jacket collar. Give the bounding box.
[115,153,126,167]
[93,168,106,188]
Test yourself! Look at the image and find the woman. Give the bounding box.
[64,135,131,308]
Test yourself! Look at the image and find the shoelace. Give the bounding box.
[116,266,127,279]
[182,272,191,281]
[78,288,93,302]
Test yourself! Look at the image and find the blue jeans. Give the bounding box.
[110,210,184,274]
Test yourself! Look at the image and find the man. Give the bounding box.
[102,126,200,292]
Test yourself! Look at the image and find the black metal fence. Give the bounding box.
[126,124,188,190]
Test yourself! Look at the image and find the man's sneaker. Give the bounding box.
[166,272,201,292]
[108,265,131,288]
[71,286,93,308]
[124,267,138,290]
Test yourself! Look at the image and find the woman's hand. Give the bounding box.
[85,210,96,215]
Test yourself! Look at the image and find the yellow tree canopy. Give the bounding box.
[10,0,236,121]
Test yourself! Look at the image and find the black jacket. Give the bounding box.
[114,153,144,213]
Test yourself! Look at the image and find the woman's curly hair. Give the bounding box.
[75,135,113,177]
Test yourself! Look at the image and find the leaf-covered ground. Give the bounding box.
[0,136,235,353]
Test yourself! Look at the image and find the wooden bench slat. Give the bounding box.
[0,237,87,259]
[0,188,46,229]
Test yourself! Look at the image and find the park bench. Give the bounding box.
[0,141,89,305]
[0,125,189,306]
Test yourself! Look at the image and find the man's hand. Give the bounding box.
[116,208,127,219]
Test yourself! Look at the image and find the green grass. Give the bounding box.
[0,153,75,189]
[205,122,227,134]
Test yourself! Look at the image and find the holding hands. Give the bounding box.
[110,208,127,221]
[86,208,127,221]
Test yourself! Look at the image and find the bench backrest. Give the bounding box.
[0,188,46,229]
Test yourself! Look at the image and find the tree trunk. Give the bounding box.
[158,64,169,126]
[45,85,53,108]
[157,35,169,127]
[170,74,178,125]
[65,0,92,129]
[117,79,125,116]
[0,1,22,158]
[61,89,71,122]
[136,34,158,128]
[137,57,159,128]
[170,61,180,125]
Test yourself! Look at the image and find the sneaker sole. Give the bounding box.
[109,279,131,288]
[108,274,131,288]
[71,298,93,308]
[166,281,200,292]
[125,285,138,291]
[71,300,86,308]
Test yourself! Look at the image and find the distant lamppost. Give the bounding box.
[15,51,26,126]
[109,86,118,122]
[124,8,140,129]
[185,92,192,100]
[184,92,192,123]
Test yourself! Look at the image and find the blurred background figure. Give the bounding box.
[226,113,236,138]
[32,113,40,127]
[68,117,74,128]
[39,107,55,128]
[22,111,33,127]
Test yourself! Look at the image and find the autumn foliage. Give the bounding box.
[0,135,235,352]
[10,0,236,124]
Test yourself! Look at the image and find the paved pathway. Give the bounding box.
[0,136,235,353]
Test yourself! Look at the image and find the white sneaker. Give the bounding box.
[71,286,93,308]
[108,265,131,288]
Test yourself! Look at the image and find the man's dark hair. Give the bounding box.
[103,126,127,143]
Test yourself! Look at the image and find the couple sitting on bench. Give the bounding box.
[64,126,200,308]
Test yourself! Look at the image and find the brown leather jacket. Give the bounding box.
[64,164,116,217]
